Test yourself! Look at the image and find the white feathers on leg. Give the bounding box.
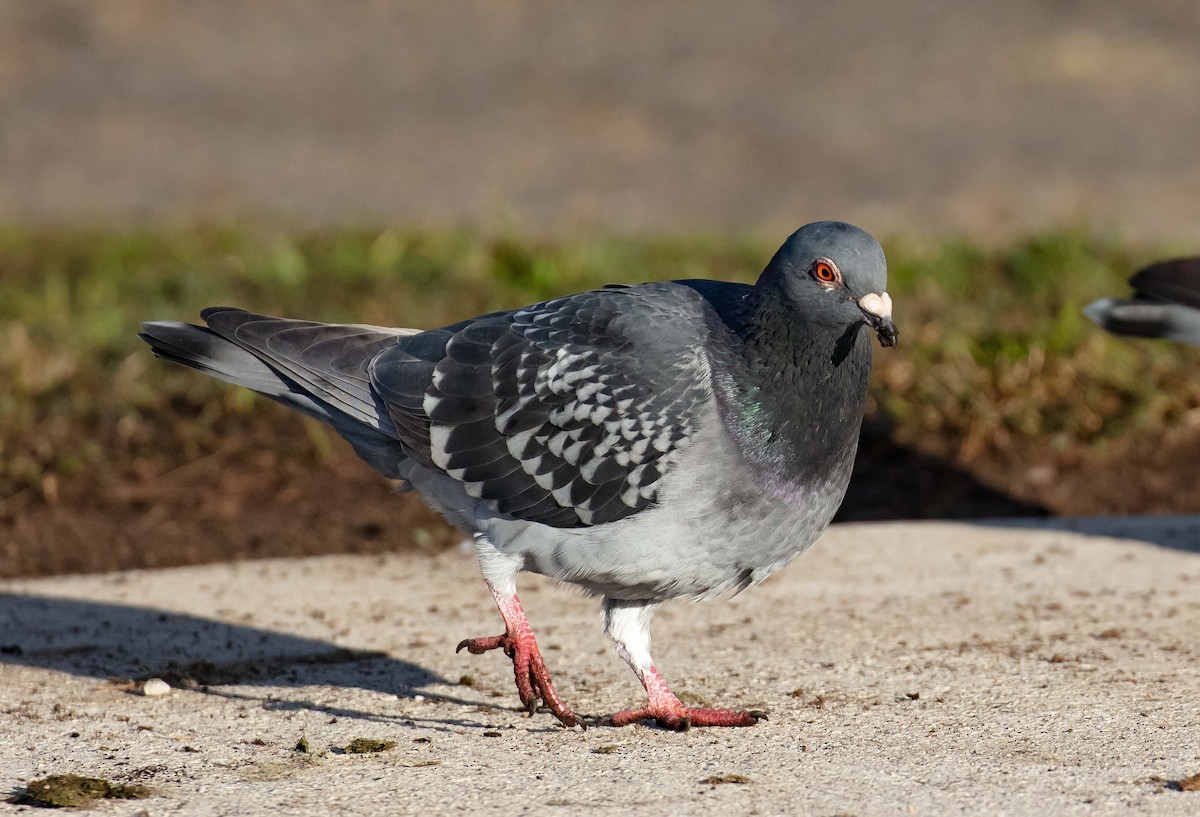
[474,533,522,598]
[603,598,659,675]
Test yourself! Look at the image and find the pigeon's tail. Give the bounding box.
[139,307,417,477]
[1085,257,1200,346]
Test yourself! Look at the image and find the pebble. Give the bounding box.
[142,678,172,697]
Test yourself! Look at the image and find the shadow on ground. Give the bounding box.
[0,593,461,722]
[836,417,1049,523]
[0,594,596,731]
[978,516,1200,555]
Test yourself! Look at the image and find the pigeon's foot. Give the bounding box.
[605,665,766,731]
[457,593,581,729]
[606,704,766,730]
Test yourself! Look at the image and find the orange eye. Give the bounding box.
[814,260,838,283]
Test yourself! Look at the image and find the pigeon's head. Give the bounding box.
[761,221,897,347]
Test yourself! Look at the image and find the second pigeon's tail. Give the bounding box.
[1129,257,1200,311]
[1084,257,1200,346]
[139,307,417,477]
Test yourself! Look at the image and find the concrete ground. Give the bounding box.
[1,519,1197,815]
[3,1,1200,241]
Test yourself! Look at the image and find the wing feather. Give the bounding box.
[370,284,721,527]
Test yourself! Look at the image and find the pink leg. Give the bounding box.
[457,587,581,729]
[607,665,766,730]
[602,599,766,731]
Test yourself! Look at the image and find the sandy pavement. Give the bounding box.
[1,518,1198,815]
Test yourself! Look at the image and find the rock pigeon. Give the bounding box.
[1085,257,1200,345]
[139,221,897,730]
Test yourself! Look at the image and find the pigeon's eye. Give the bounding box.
[813,260,839,284]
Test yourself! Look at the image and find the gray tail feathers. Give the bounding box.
[139,307,415,477]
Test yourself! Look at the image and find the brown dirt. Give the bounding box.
[7,408,1200,580]
[0,419,458,579]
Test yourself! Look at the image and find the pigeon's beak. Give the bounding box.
[858,292,898,348]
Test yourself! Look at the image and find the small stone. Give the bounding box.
[142,678,171,697]
[342,738,395,754]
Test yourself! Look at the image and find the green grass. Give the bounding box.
[1,226,1197,501]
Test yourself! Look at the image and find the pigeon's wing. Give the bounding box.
[198,307,418,433]
[141,308,423,477]
[370,284,722,528]
[1130,257,1200,310]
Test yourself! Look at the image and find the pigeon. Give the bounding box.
[139,221,897,730]
[1085,257,1200,345]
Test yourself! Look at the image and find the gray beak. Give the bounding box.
[858,292,898,348]
[870,315,899,348]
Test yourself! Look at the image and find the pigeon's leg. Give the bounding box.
[456,545,580,728]
[602,598,766,730]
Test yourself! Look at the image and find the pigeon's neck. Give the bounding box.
[715,288,872,490]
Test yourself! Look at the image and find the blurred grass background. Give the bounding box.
[4,227,1198,498]
[3,227,1200,576]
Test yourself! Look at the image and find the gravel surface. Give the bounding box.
[2,519,1198,815]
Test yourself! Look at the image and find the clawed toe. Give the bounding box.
[456,634,510,655]
[605,705,767,730]
[457,629,582,729]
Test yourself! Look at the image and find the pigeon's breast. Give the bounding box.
[499,403,854,601]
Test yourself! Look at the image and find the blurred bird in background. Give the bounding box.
[1086,258,1200,345]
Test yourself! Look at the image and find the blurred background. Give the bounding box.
[2,1,1199,577]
